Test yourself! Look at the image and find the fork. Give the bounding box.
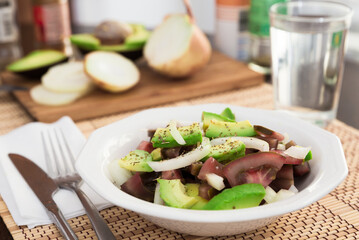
[41,128,116,240]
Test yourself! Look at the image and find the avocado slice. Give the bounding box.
[151,122,203,148]
[205,119,256,138]
[207,138,245,163]
[6,50,67,78]
[118,150,153,172]
[204,183,266,210]
[150,148,162,161]
[202,111,235,131]
[158,179,198,208]
[125,24,151,48]
[220,107,236,120]
[185,183,208,210]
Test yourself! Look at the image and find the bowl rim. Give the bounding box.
[76,103,348,223]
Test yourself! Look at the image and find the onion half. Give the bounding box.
[168,120,186,145]
[210,137,269,152]
[148,138,211,172]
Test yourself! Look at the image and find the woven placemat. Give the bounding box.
[1,83,359,240]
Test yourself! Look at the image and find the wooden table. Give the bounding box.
[1,83,359,240]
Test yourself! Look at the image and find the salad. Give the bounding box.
[108,108,311,210]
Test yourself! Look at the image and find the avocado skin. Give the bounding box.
[158,179,198,209]
[151,123,202,148]
[205,119,256,138]
[207,138,245,163]
[204,183,265,210]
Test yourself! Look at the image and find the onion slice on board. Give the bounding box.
[168,120,186,145]
[284,146,311,159]
[42,61,94,93]
[30,84,91,106]
[210,137,269,152]
[148,138,211,172]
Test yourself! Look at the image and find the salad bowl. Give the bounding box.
[75,104,347,236]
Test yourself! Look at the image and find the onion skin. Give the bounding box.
[145,14,212,78]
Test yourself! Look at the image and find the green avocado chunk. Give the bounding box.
[304,150,312,161]
[125,24,151,48]
[7,50,67,73]
[205,119,256,138]
[158,179,198,208]
[118,150,153,172]
[185,183,208,210]
[151,122,202,148]
[204,183,266,210]
[220,107,236,120]
[202,111,235,131]
[206,138,245,163]
[150,148,162,161]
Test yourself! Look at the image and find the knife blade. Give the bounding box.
[8,153,78,240]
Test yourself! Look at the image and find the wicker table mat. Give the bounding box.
[1,83,359,240]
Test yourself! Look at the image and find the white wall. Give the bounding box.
[71,0,215,33]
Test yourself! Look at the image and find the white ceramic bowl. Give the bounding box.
[75,104,347,236]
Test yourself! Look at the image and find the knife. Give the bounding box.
[8,154,78,240]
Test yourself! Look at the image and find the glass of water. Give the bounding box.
[270,1,352,127]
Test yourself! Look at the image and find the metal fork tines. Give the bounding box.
[41,128,116,240]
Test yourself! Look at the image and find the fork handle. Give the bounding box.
[47,203,78,240]
[73,187,116,240]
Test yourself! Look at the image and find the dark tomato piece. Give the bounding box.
[121,172,154,202]
[223,152,285,187]
[270,165,294,191]
[136,141,154,153]
[293,162,310,176]
[162,169,183,181]
[254,125,284,141]
[161,147,181,159]
[256,136,279,150]
[198,157,224,180]
[271,150,303,165]
[199,182,219,200]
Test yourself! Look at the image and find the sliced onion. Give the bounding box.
[210,137,269,152]
[280,133,290,145]
[277,143,286,151]
[154,182,165,205]
[275,189,295,201]
[148,138,211,172]
[289,185,299,193]
[108,159,132,188]
[284,146,311,159]
[264,186,277,204]
[206,173,225,191]
[168,120,186,145]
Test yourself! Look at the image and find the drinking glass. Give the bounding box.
[270,1,352,127]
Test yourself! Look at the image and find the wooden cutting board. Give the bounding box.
[1,51,264,123]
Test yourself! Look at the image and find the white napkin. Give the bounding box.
[0,116,113,228]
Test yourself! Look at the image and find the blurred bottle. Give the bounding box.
[248,0,285,74]
[31,0,72,55]
[0,0,21,70]
[215,0,250,62]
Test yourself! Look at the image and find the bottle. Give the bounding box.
[0,0,21,70]
[215,0,250,62]
[31,0,72,55]
[248,0,285,74]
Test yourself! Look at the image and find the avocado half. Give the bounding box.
[7,49,68,78]
[71,24,150,60]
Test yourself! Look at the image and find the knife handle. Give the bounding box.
[73,187,116,240]
[47,201,78,240]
